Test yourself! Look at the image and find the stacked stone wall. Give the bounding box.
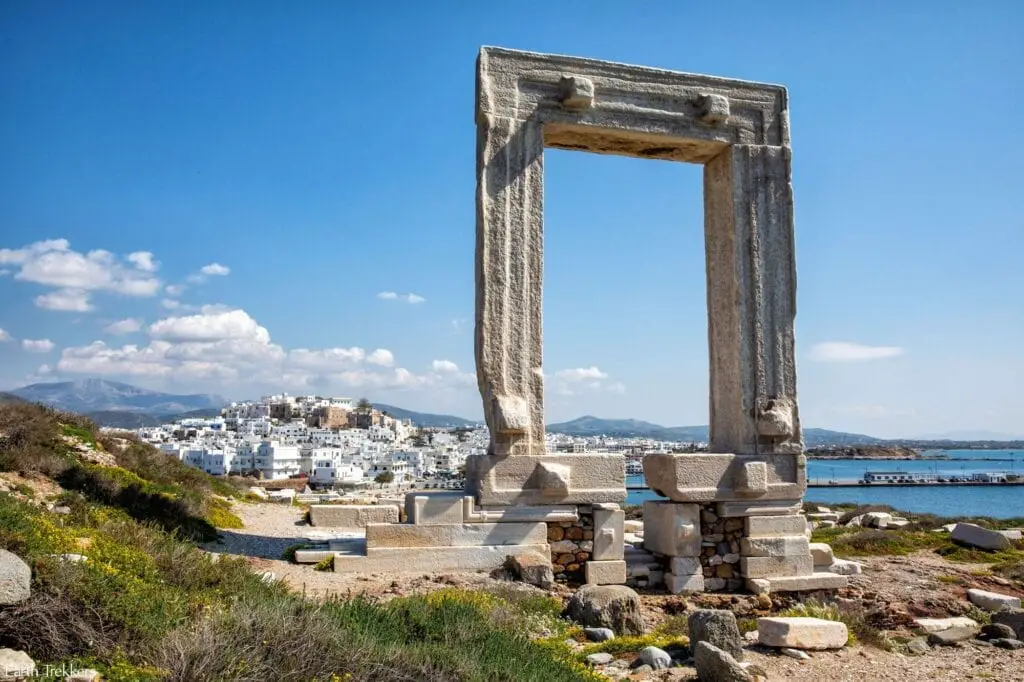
[546,508,593,582]
[698,504,746,592]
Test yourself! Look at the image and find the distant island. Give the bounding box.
[805,445,921,460]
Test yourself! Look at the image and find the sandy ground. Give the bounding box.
[204,502,1024,680]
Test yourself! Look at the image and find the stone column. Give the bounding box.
[475,114,545,457]
[704,144,801,456]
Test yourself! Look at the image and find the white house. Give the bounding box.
[254,440,301,480]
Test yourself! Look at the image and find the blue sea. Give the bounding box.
[626,450,1024,519]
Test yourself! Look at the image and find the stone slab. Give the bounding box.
[333,543,550,574]
[585,559,627,585]
[670,556,703,576]
[829,559,863,575]
[405,492,467,525]
[308,504,399,528]
[741,555,813,578]
[718,500,803,518]
[912,617,980,634]
[740,536,810,558]
[365,522,546,549]
[642,501,701,557]
[293,550,335,564]
[642,453,804,503]
[744,514,808,538]
[968,589,1021,612]
[745,572,848,594]
[758,617,848,650]
[666,572,705,595]
[466,453,626,505]
[808,542,834,567]
[951,522,1014,551]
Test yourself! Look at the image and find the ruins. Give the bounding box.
[323,46,846,595]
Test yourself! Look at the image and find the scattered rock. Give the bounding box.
[637,646,672,670]
[632,664,653,674]
[688,609,744,661]
[886,518,911,529]
[862,512,892,529]
[565,584,645,636]
[259,571,276,583]
[504,554,554,589]
[583,627,615,642]
[927,626,978,646]
[913,617,979,633]
[991,638,1024,650]
[967,588,1021,612]
[780,647,811,660]
[586,652,614,666]
[808,542,833,567]
[693,641,750,681]
[48,553,87,563]
[0,648,35,680]
[829,559,863,576]
[52,506,71,515]
[845,514,865,527]
[980,623,1017,641]
[905,637,930,655]
[757,617,848,650]
[992,608,1024,639]
[0,550,31,606]
[950,522,1013,551]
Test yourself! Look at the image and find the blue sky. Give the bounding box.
[1,2,1021,438]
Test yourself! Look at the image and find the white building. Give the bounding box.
[254,440,301,480]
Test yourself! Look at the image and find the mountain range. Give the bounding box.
[7,380,1016,445]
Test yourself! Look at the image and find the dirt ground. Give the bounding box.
[205,502,1024,681]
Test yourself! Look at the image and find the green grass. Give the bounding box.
[61,423,99,448]
[818,528,946,557]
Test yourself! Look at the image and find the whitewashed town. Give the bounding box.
[130,393,702,487]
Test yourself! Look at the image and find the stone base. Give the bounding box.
[585,560,627,585]
[366,522,546,548]
[643,453,804,502]
[745,572,848,594]
[309,504,400,528]
[466,453,626,506]
[333,543,551,573]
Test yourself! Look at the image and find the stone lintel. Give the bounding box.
[467,453,626,506]
[719,500,803,518]
[643,453,804,503]
[365,522,547,549]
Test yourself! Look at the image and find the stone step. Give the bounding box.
[365,522,546,549]
[332,543,550,574]
[746,571,848,594]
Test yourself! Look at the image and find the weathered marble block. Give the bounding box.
[466,453,626,506]
[642,501,701,557]
[643,453,805,503]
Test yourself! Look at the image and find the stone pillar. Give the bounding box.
[475,114,545,457]
[704,144,801,456]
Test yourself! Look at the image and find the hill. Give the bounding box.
[373,403,479,428]
[10,378,225,415]
[546,416,880,446]
[85,407,224,429]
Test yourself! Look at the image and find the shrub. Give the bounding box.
[826,529,944,557]
[314,556,334,572]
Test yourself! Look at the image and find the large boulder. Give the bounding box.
[565,584,644,636]
[757,617,848,650]
[693,641,750,682]
[950,523,1013,551]
[0,550,31,606]
[688,609,744,661]
[0,649,34,680]
[992,608,1024,640]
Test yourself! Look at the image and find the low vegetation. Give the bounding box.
[778,599,890,649]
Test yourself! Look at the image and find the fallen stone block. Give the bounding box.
[913,616,979,633]
[585,559,627,586]
[927,626,978,645]
[585,652,613,666]
[950,522,1013,551]
[293,550,335,564]
[828,559,863,575]
[862,512,891,529]
[689,609,744,660]
[309,504,399,528]
[506,553,554,588]
[967,588,1021,612]
[757,617,848,650]
[808,543,833,567]
[886,518,911,529]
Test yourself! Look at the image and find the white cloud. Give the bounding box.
[0,328,11,342]
[165,284,186,297]
[35,288,93,312]
[161,299,182,310]
[199,263,230,276]
[431,359,459,374]
[809,342,904,363]
[377,291,425,304]
[22,338,55,353]
[104,317,144,335]
[555,366,609,381]
[127,251,159,272]
[367,349,395,367]
[53,306,474,395]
